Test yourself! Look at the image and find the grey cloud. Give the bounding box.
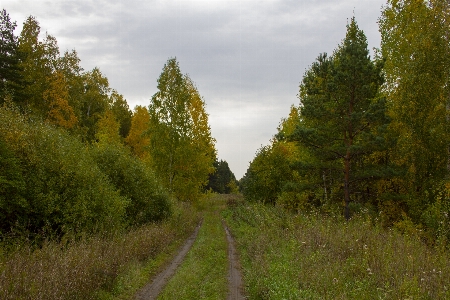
[3,0,386,178]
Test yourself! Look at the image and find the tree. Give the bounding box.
[78,68,110,142]
[379,0,450,222]
[95,109,121,145]
[44,71,78,129]
[93,132,170,225]
[57,49,85,123]
[0,105,128,238]
[110,90,132,139]
[148,58,216,200]
[0,9,24,103]
[184,76,216,193]
[18,16,59,113]
[206,159,238,194]
[125,105,151,161]
[292,18,388,219]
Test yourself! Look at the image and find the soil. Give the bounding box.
[134,222,202,300]
[223,221,245,300]
[135,218,245,300]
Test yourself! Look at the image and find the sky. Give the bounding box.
[3,0,387,179]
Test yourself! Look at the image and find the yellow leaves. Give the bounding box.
[278,105,300,137]
[226,180,239,194]
[95,110,121,145]
[44,71,78,129]
[125,106,151,161]
[149,58,217,200]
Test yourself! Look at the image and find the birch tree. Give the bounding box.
[148,58,216,200]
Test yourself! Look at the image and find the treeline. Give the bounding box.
[0,10,217,241]
[241,0,450,243]
[205,159,239,194]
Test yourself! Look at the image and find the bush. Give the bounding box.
[0,106,128,240]
[0,135,26,234]
[92,143,171,226]
[0,204,199,300]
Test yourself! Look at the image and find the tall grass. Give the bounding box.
[0,203,199,300]
[226,203,450,299]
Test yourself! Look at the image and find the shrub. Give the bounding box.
[0,135,26,235]
[0,106,128,240]
[92,143,171,226]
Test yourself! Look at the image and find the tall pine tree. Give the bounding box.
[292,18,388,219]
[0,9,23,103]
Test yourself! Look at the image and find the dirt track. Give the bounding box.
[224,222,245,300]
[135,218,245,299]
[134,222,202,300]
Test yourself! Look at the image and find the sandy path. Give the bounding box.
[223,222,245,300]
[134,221,202,300]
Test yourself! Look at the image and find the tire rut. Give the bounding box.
[135,221,202,300]
[223,221,245,300]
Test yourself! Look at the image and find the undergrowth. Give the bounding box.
[225,202,450,299]
[0,202,200,300]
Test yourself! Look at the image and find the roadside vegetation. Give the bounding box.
[0,202,200,300]
[2,1,450,299]
[225,201,450,299]
[240,0,450,245]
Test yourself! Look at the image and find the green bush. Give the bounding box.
[0,135,26,235]
[92,143,171,226]
[0,106,128,240]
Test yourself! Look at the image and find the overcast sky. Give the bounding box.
[4,0,387,179]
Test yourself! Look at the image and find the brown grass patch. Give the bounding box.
[0,204,199,300]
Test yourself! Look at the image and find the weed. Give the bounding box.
[226,203,450,299]
[0,203,199,300]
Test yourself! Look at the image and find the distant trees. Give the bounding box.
[0,12,134,143]
[206,159,238,194]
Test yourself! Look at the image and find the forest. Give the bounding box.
[241,1,450,244]
[0,9,229,241]
[1,0,450,299]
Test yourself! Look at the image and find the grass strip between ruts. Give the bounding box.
[157,197,229,299]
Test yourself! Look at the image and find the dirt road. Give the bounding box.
[135,214,245,299]
[224,222,245,300]
[135,222,202,300]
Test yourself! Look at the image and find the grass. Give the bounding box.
[0,202,200,300]
[157,194,229,299]
[225,202,450,299]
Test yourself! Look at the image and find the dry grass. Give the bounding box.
[0,203,199,300]
[226,203,450,299]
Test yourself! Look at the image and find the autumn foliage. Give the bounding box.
[0,11,216,242]
[242,1,450,244]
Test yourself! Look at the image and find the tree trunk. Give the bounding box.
[323,170,328,204]
[344,154,351,220]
